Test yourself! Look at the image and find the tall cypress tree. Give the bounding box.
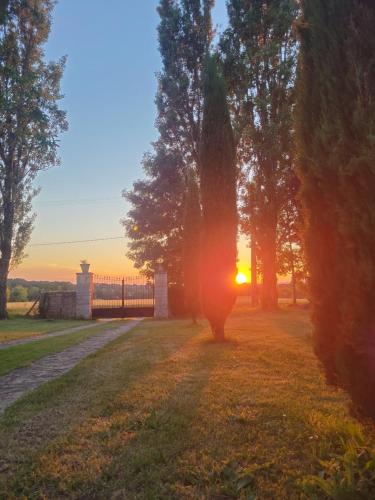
[183,168,201,322]
[296,0,375,417]
[200,56,237,341]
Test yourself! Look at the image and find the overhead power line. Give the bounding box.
[34,196,123,207]
[30,236,125,247]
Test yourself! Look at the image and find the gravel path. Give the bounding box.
[0,319,142,413]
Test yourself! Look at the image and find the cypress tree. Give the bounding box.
[296,0,375,417]
[200,56,237,341]
[183,169,201,323]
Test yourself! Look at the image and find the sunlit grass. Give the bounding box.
[0,320,127,377]
[7,301,34,314]
[0,317,91,343]
[0,302,374,498]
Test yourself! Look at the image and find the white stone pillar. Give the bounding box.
[154,270,168,319]
[76,271,93,320]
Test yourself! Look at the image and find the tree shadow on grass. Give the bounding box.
[0,321,209,493]
[202,337,239,347]
[264,311,312,343]
[63,334,238,499]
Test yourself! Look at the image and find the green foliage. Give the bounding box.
[0,0,67,318]
[123,146,185,282]
[277,195,307,304]
[296,0,375,417]
[0,0,9,25]
[300,416,375,499]
[8,278,74,298]
[200,56,237,340]
[156,0,213,165]
[124,0,213,281]
[221,0,299,310]
[27,286,40,301]
[9,285,28,303]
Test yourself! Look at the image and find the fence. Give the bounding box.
[39,264,168,320]
[91,274,155,318]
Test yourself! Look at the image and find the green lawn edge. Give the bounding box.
[0,318,94,343]
[0,320,128,377]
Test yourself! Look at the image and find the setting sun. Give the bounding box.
[236,272,249,285]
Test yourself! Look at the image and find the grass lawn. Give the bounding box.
[0,320,128,377]
[1,302,375,498]
[0,317,92,343]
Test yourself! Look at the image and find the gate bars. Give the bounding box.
[92,274,154,310]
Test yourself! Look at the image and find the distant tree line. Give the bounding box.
[7,279,74,302]
[93,283,153,301]
[6,279,155,303]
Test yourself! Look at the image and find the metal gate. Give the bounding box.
[92,274,154,318]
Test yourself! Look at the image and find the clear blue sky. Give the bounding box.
[12,1,239,282]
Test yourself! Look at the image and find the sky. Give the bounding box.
[10,0,250,283]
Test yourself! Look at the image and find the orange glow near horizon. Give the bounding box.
[236,271,249,285]
[10,238,253,283]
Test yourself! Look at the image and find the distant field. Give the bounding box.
[92,297,306,309]
[236,296,309,306]
[7,302,34,315]
[8,298,307,314]
[92,298,154,307]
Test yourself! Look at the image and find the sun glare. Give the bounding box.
[236,272,249,285]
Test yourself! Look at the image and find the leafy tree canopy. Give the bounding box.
[0,0,67,317]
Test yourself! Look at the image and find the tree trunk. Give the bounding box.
[291,258,297,306]
[250,237,259,307]
[261,228,278,310]
[0,260,10,319]
[0,171,15,320]
[210,319,225,342]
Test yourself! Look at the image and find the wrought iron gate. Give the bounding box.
[92,274,154,318]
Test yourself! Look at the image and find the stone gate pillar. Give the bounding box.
[76,265,93,319]
[154,268,168,319]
